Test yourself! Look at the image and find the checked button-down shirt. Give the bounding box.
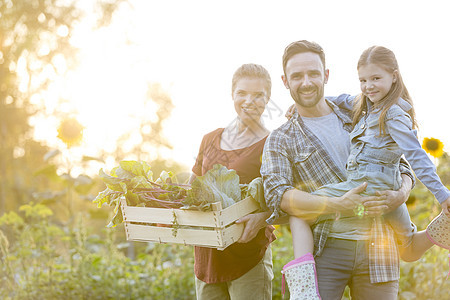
[261,95,415,283]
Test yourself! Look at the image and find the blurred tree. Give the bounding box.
[114,82,187,178]
[111,82,187,259]
[0,0,126,214]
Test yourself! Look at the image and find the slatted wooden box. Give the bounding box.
[120,196,260,250]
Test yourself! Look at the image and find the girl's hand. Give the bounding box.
[285,104,296,119]
[441,197,450,218]
[235,212,270,243]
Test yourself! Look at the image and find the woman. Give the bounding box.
[189,63,276,300]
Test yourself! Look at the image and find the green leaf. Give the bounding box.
[184,164,240,209]
[99,169,127,191]
[106,205,123,227]
[110,166,120,177]
[93,188,121,208]
[241,177,266,211]
[114,166,136,180]
[156,170,174,184]
[125,190,140,206]
[119,161,152,179]
[130,175,153,189]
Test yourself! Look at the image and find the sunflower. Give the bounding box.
[422,137,444,158]
[57,117,83,147]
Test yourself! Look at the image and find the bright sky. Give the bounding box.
[34,0,450,173]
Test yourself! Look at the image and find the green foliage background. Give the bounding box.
[1,154,450,299]
[1,1,450,299]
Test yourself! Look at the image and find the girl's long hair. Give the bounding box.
[352,46,417,134]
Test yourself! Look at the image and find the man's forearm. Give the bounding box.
[280,189,336,219]
[280,182,383,219]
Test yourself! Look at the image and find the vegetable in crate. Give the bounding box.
[93,160,189,227]
[184,164,265,211]
[183,164,241,210]
[93,161,264,227]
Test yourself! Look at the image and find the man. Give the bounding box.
[261,40,414,299]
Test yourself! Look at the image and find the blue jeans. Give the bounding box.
[315,237,399,300]
[314,149,416,247]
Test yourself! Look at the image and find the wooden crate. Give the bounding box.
[120,196,260,250]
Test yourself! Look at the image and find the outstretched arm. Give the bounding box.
[280,182,383,220]
[389,111,450,204]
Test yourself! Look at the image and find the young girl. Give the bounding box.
[283,46,450,299]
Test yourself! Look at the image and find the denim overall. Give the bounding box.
[313,105,416,247]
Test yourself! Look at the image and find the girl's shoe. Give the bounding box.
[426,211,450,249]
[281,253,321,300]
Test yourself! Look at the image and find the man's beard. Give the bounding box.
[290,85,324,108]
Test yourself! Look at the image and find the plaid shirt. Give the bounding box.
[261,96,413,283]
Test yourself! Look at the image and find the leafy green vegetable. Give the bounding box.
[183,164,240,210]
[240,177,266,211]
[119,160,153,178]
[93,161,265,227]
[93,160,188,227]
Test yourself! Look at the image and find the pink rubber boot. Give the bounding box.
[426,211,450,250]
[426,211,450,278]
[281,253,321,299]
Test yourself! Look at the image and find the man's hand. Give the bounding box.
[362,191,390,217]
[235,212,270,243]
[332,182,382,216]
[362,174,412,217]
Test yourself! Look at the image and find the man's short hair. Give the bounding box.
[282,40,326,75]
